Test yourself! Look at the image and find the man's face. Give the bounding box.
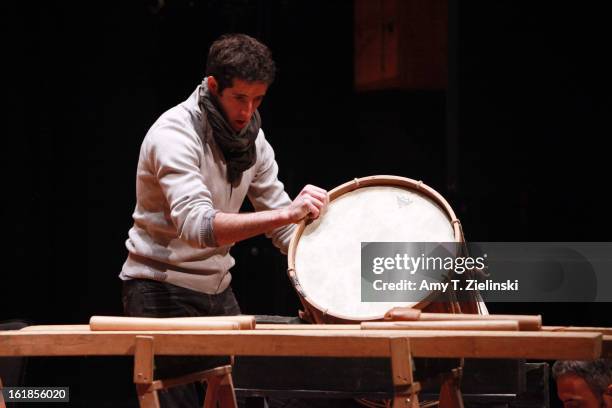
[557,374,605,408]
[208,76,268,132]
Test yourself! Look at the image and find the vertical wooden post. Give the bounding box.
[0,377,6,408]
[133,336,159,408]
[438,368,464,408]
[203,375,221,408]
[217,372,238,407]
[390,337,419,408]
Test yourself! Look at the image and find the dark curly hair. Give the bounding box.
[205,33,276,93]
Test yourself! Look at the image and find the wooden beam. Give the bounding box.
[0,329,395,358]
[151,366,231,391]
[0,327,603,360]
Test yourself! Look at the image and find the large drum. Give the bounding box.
[288,175,484,324]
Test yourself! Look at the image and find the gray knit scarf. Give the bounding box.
[198,78,260,186]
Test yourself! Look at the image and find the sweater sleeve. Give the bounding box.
[247,132,296,254]
[145,123,219,248]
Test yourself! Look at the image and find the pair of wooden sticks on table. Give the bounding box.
[89,308,542,332]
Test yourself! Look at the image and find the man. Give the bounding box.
[119,33,328,407]
[553,359,612,408]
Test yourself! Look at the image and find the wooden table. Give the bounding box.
[0,325,608,408]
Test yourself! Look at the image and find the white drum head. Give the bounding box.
[294,185,456,320]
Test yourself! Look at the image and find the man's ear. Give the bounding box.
[208,76,218,95]
[605,383,612,397]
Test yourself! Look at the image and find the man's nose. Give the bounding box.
[241,101,254,117]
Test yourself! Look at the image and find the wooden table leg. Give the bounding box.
[131,333,236,408]
[133,336,159,408]
[131,334,236,408]
[217,372,237,408]
[203,375,221,408]
[0,377,6,408]
[438,368,464,408]
[390,337,420,408]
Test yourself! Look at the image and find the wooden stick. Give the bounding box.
[90,316,244,331]
[542,326,612,335]
[384,308,541,331]
[25,315,256,332]
[256,324,361,330]
[362,320,519,331]
[21,325,94,331]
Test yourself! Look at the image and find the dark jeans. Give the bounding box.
[122,278,241,408]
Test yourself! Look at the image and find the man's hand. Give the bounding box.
[213,184,328,246]
[284,184,329,223]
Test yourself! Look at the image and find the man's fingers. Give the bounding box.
[306,184,327,195]
[303,194,325,211]
[308,190,328,205]
[291,185,329,223]
[301,186,328,207]
[304,200,320,219]
[301,185,327,199]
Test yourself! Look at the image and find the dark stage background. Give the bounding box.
[4,1,611,406]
